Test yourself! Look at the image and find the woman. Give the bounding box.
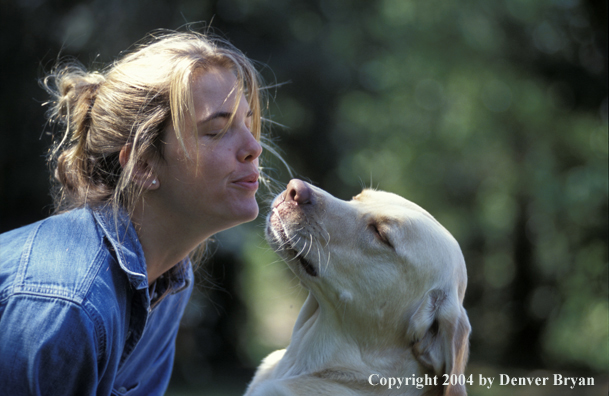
[0,31,267,395]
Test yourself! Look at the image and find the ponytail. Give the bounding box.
[44,63,118,212]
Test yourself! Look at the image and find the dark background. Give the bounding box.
[1,1,607,395]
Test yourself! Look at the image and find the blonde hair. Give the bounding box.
[44,30,267,218]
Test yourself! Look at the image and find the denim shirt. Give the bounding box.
[0,206,194,395]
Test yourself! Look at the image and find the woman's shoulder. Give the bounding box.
[0,207,120,306]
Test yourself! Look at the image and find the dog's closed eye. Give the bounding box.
[368,223,394,249]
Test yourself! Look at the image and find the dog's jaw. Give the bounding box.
[267,207,319,278]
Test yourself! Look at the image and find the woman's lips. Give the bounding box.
[233,172,259,190]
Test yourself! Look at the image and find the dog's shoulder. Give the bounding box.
[247,361,373,395]
[248,349,286,384]
[247,374,361,396]
[311,368,370,388]
[245,349,286,395]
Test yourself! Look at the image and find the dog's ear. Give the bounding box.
[407,289,471,396]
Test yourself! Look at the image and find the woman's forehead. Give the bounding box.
[191,67,249,115]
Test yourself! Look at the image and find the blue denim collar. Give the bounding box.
[92,205,191,295]
[92,205,149,291]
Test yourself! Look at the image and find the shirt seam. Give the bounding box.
[0,291,106,363]
[14,220,44,290]
[5,218,112,363]
[8,226,110,304]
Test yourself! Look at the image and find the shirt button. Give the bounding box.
[118,387,127,393]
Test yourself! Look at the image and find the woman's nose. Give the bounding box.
[239,128,263,163]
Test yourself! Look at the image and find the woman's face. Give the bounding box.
[154,66,262,236]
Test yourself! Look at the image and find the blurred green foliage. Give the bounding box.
[1,0,607,394]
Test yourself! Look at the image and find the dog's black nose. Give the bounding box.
[285,179,312,205]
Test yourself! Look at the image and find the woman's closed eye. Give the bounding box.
[200,110,254,138]
[200,114,230,137]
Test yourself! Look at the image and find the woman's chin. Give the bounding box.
[231,200,260,224]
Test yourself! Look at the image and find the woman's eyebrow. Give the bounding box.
[197,109,253,126]
[198,111,232,126]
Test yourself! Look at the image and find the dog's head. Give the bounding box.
[266,179,470,395]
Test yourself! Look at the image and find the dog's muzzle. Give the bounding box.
[267,179,318,277]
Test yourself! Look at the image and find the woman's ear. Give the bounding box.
[119,145,160,190]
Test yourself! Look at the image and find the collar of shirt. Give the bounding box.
[92,205,191,299]
[93,205,149,291]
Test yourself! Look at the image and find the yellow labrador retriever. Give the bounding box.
[245,180,471,396]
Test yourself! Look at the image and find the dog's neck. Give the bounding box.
[277,293,427,383]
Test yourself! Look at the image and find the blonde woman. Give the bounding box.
[0,31,268,395]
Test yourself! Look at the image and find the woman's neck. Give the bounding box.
[130,201,210,285]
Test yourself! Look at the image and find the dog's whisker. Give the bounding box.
[285,235,300,249]
[314,242,322,275]
[305,234,314,257]
[317,243,321,272]
[276,234,301,253]
[294,239,308,259]
[322,231,331,248]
